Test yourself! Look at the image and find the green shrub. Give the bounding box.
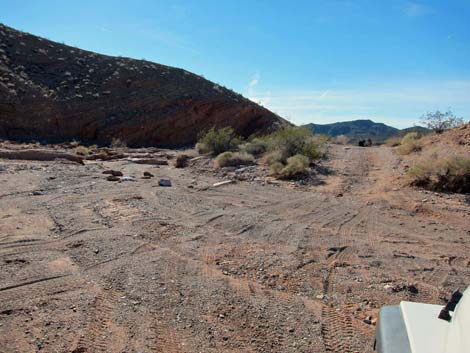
[198,127,241,156]
[406,151,470,193]
[195,142,210,155]
[278,154,310,179]
[270,161,284,175]
[262,126,325,163]
[214,152,254,168]
[241,138,268,157]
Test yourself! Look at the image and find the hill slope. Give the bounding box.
[0,23,284,147]
[305,119,399,143]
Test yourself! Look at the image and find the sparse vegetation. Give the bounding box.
[175,154,190,168]
[277,154,310,179]
[241,138,268,157]
[264,126,325,163]
[396,132,422,155]
[406,150,470,193]
[420,110,465,134]
[334,135,349,145]
[75,145,90,156]
[385,136,402,147]
[197,127,241,156]
[214,152,254,168]
[110,137,127,148]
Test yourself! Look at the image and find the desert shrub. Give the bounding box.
[396,132,422,155]
[406,151,470,193]
[278,154,309,179]
[175,154,190,168]
[75,145,90,156]
[260,150,284,165]
[263,126,325,163]
[198,127,241,156]
[110,138,127,148]
[334,135,349,145]
[241,138,268,157]
[195,142,210,155]
[214,152,254,168]
[270,161,284,175]
[385,136,401,147]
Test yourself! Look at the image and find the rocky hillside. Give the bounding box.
[0,23,284,147]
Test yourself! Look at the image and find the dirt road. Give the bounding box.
[1,145,469,352]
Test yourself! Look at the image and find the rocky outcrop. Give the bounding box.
[0,23,285,147]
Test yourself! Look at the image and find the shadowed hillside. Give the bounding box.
[0,23,285,147]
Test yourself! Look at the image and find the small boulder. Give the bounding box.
[103,170,123,177]
[159,178,172,187]
[143,171,154,178]
[106,175,120,182]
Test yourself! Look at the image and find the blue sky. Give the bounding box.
[1,0,469,128]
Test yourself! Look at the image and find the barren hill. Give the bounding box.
[0,23,284,146]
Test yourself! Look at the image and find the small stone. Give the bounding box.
[158,178,172,187]
[106,175,120,182]
[103,170,123,176]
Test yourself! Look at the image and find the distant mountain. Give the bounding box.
[399,126,432,136]
[0,23,285,147]
[304,119,399,143]
[304,119,431,143]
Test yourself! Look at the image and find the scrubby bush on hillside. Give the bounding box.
[396,132,422,155]
[385,136,402,147]
[197,127,241,156]
[420,110,465,134]
[214,152,254,168]
[406,151,470,193]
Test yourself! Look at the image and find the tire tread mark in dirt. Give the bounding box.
[73,292,122,353]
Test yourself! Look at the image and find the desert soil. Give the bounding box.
[1,144,469,353]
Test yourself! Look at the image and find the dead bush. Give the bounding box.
[75,145,90,156]
[406,150,470,193]
[385,136,401,147]
[214,152,254,168]
[334,135,349,145]
[396,133,422,155]
[175,154,190,168]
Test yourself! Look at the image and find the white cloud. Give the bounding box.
[403,2,432,17]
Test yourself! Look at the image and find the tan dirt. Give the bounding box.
[0,144,469,352]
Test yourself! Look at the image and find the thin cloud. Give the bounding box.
[403,2,432,17]
[249,80,470,128]
[247,72,261,99]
